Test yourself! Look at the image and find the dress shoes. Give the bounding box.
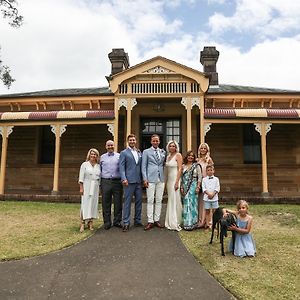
[122,225,129,232]
[134,223,143,227]
[104,224,111,230]
[144,223,154,231]
[113,223,123,228]
[154,221,165,228]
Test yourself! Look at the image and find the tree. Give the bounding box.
[0,0,23,89]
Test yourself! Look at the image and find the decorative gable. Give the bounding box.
[109,56,209,94]
[143,66,175,74]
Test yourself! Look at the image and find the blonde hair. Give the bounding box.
[236,200,249,211]
[86,148,100,162]
[166,140,180,153]
[198,142,213,164]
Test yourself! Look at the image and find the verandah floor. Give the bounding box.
[1,191,299,204]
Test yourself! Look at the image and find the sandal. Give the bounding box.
[80,222,85,233]
[88,220,94,231]
[196,224,205,229]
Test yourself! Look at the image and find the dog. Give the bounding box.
[209,207,237,256]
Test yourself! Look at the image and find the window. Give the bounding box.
[166,120,180,145]
[38,126,55,164]
[141,118,181,151]
[243,124,261,164]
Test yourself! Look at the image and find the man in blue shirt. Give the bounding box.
[100,140,122,230]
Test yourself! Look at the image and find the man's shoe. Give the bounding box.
[144,223,154,231]
[104,224,111,230]
[134,223,143,227]
[122,225,129,232]
[113,223,122,228]
[154,221,165,228]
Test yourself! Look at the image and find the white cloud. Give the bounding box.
[208,0,300,39]
[0,0,299,94]
[207,0,226,4]
[217,36,300,90]
[0,0,185,93]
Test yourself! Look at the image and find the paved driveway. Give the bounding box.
[0,205,235,300]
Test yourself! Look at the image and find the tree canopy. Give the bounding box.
[0,0,23,89]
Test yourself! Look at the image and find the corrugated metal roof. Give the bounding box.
[1,84,299,99]
[0,87,112,98]
[208,84,300,94]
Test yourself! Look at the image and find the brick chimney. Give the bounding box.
[108,48,130,76]
[200,46,219,86]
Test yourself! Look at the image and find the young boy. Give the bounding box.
[201,165,220,229]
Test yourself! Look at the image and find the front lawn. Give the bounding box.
[0,201,102,260]
[180,204,300,300]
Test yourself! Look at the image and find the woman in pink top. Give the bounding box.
[196,143,214,228]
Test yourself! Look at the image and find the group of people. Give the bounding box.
[78,133,218,232]
[78,133,256,257]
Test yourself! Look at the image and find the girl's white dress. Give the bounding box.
[165,155,182,231]
[79,161,100,220]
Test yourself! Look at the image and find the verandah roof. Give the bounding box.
[0,110,114,121]
[205,108,300,119]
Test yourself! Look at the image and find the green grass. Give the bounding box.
[1,201,299,299]
[179,204,300,300]
[0,201,102,260]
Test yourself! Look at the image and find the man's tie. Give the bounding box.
[209,177,213,179]
[154,149,160,162]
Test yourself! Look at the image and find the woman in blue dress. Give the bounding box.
[226,200,256,257]
[180,151,202,230]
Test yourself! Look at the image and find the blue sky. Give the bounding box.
[1,0,300,94]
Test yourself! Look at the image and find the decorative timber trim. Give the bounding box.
[50,125,67,137]
[254,123,272,135]
[0,126,14,138]
[205,108,300,119]
[107,123,114,136]
[0,110,114,121]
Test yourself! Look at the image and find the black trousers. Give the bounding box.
[101,179,123,226]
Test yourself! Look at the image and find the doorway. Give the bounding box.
[140,118,181,151]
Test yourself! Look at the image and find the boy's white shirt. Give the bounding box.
[202,175,220,202]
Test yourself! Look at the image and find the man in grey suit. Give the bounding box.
[142,134,166,230]
[119,134,143,232]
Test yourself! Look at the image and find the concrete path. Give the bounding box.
[0,205,235,300]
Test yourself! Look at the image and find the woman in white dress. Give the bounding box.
[165,140,183,231]
[79,148,101,232]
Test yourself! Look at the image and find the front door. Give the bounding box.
[140,118,181,151]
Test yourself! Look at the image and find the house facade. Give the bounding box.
[0,47,300,201]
